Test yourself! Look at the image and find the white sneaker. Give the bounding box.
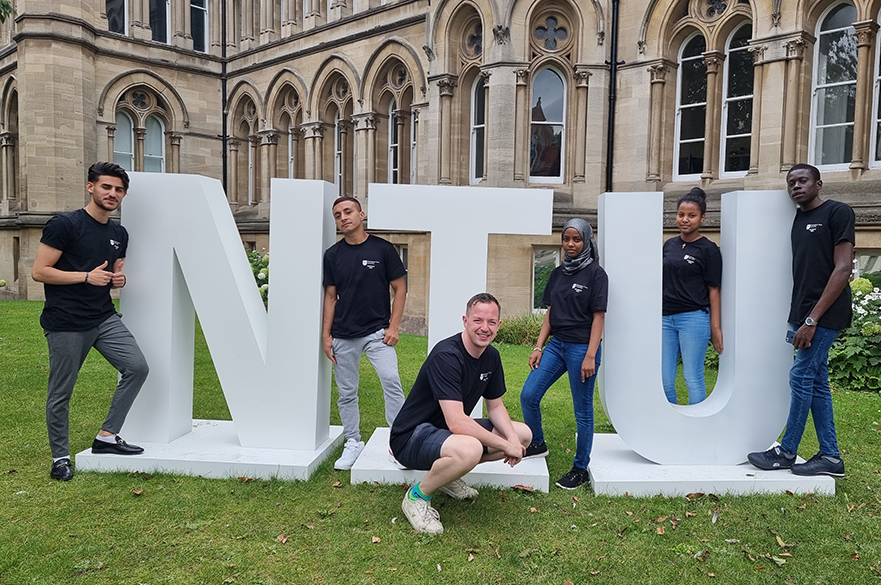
[438,478,479,500]
[401,494,444,534]
[334,438,364,470]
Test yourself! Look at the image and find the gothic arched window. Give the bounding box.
[529,68,566,182]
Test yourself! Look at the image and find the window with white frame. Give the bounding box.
[533,246,560,311]
[470,76,485,184]
[191,0,208,52]
[857,251,881,287]
[529,68,565,182]
[811,2,857,169]
[288,120,296,178]
[334,109,343,193]
[143,115,165,172]
[410,111,417,184]
[248,138,255,204]
[720,24,753,177]
[113,111,134,171]
[388,100,400,184]
[106,0,127,34]
[394,244,408,290]
[675,34,707,179]
[150,0,170,43]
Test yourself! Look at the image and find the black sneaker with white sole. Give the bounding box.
[747,446,795,470]
[791,453,845,477]
[524,441,549,459]
[555,466,589,490]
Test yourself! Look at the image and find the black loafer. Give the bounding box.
[50,458,74,481]
[91,436,144,455]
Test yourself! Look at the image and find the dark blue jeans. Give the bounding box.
[780,324,840,457]
[520,337,601,469]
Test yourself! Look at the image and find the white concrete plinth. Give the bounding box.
[75,420,344,480]
[590,434,836,497]
[351,427,550,492]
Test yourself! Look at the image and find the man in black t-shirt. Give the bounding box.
[31,162,150,482]
[390,293,531,534]
[748,163,854,477]
[322,196,407,470]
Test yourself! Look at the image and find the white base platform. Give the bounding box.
[350,427,550,492]
[589,434,836,497]
[75,420,344,481]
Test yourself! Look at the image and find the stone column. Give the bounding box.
[134,127,146,172]
[513,69,528,182]
[105,124,117,165]
[241,0,256,49]
[437,75,457,185]
[573,66,591,183]
[701,51,724,181]
[210,0,222,52]
[228,139,240,204]
[747,45,767,175]
[782,38,806,170]
[1,132,12,203]
[173,0,188,48]
[301,123,325,180]
[480,70,491,181]
[259,130,278,202]
[392,110,406,183]
[131,0,151,40]
[850,20,878,175]
[647,64,668,183]
[289,127,301,178]
[282,0,300,35]
[304,0,323,30]
[329,0,351,22]
[226,0,237,51]
[169,132,182,173]
[352,114,375,195]
[260,0,276,43]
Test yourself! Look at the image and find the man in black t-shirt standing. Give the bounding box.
[323,196,407,470]
[748,163,854,477]
[32,162,150,481]
[390,293,531,534]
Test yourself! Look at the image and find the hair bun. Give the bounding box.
[687,187,707,201]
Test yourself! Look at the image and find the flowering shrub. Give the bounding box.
[828,277,881,391]
[246,247,269,305]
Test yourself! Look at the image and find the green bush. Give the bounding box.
[245,247,269,305]
[495,311,544,346]
[828,278,881,391]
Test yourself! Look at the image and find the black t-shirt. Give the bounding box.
[789,199,855,330]
[662,235,722,316]
[389,333,507,453]
[39,208,128,331]
[543,262,608,344]
[323,234,407,339]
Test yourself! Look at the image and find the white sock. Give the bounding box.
[53,456,70,463]
[95,434,117,443]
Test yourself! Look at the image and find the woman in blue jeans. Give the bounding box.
[520,218,607,490]
[662,187,723,404]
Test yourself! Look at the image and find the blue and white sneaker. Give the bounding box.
[747,446,795,470]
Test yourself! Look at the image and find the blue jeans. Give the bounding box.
[520,337,601,470]
[662,309,711,404]
[781,325,840,457]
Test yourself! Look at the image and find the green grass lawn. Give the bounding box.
[1,300,881,584]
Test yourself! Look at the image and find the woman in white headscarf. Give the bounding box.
[520,218,608,490]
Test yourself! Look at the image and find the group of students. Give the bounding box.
[35,162,853,536]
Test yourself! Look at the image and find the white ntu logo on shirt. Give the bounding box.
[806,223,822,233]
[684,254,696,264]
[571,283,586,293]
[362,260,379,269]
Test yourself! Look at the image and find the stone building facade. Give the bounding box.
[0,0,880,331]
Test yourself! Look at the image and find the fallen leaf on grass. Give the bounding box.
[572,496,580,502]
[467,553,474,562]
[711,509,719,524]
[685,511,696,518]
[130,488,144,496]
[655,516,668,523]
[513,485,535,492]
[590,571,600,576]
[656,526,665,535]
[6,469,16,474]
[779,553,793,558]
[724,539,740,544]
[708,573,716,578]
[277,534,288,544]
[436,564,442,572]
[685,492,704,501]
[852,553,860,560]
[625,511,633,516]
[529,507,537,513]
[303,523,314,529]
[776,535,787,548]
[797,504,807,510]
[770,556,787,566]
[371,536,381,544]
[237,476,254,483]
[564,581,575,585]
[755,566,766,571]
[332,481,342,488]
[364,570,374,574]
[848,504,856,512]
[518,549,534,558]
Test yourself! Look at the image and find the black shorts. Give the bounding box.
[393,419,494,471]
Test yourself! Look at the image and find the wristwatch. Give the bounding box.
[804,317,816,327]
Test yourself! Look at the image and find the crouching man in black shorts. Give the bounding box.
[390,293,531,534]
